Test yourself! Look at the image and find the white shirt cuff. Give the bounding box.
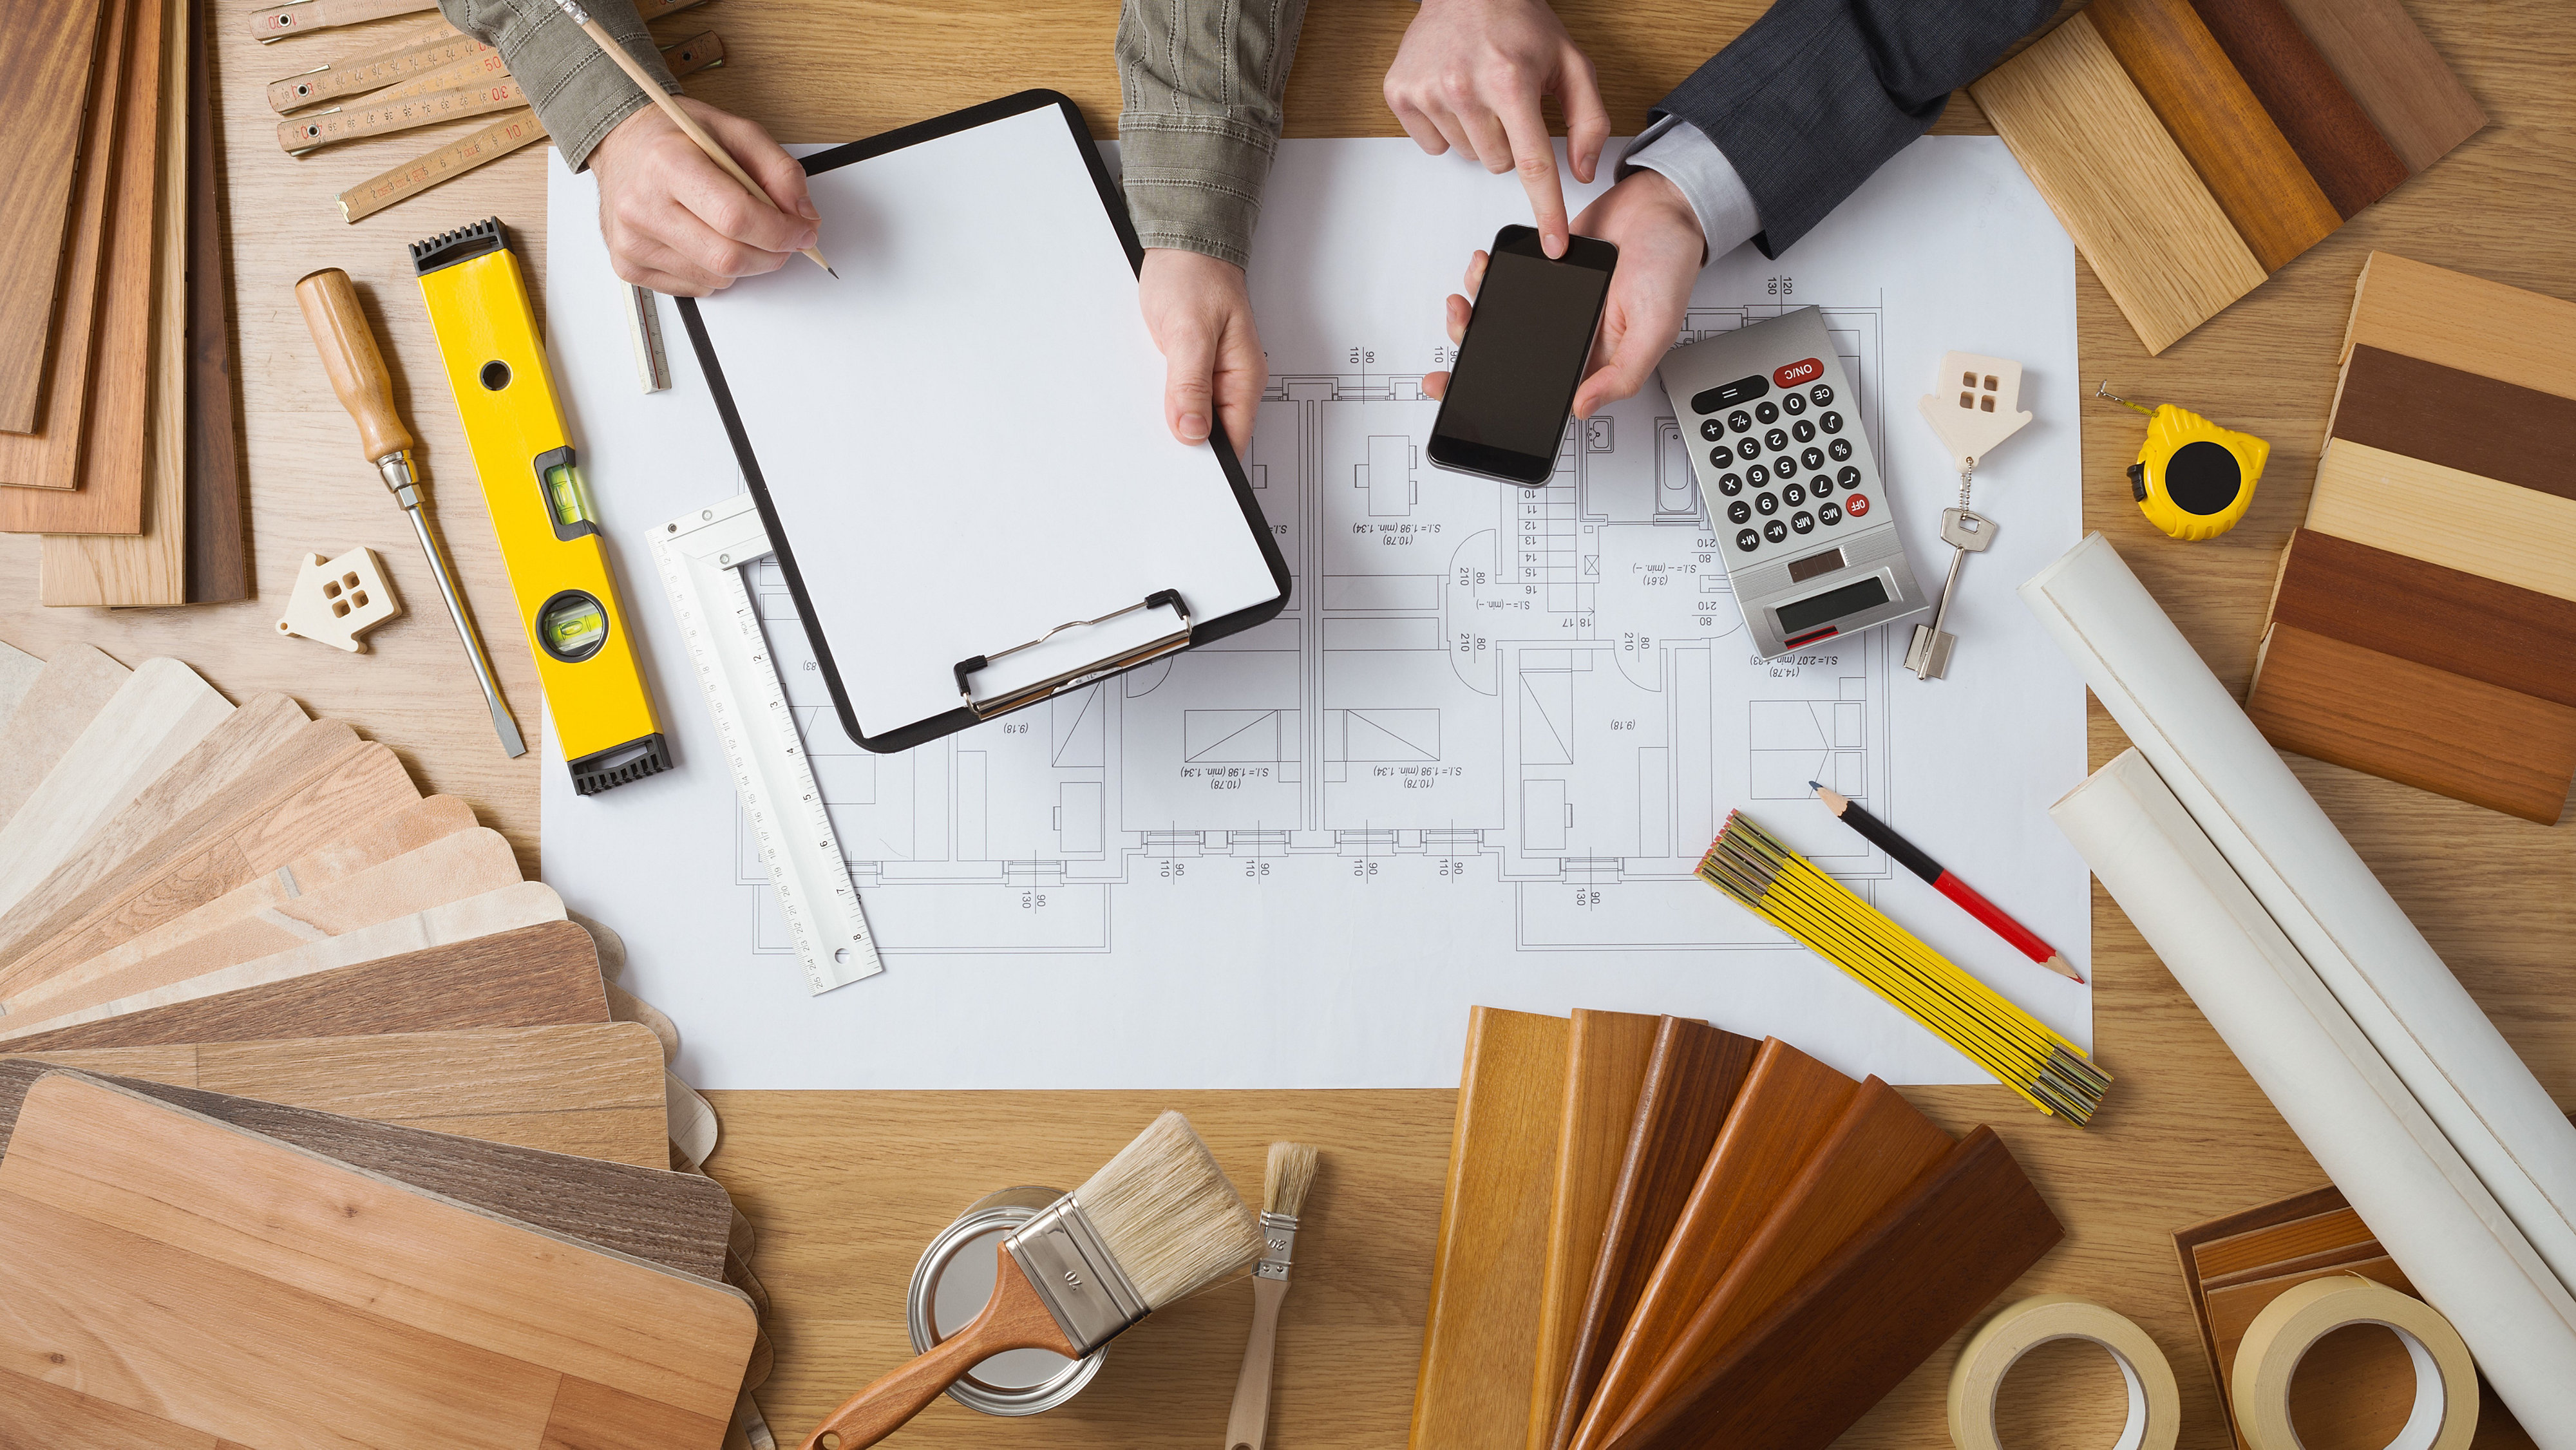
[1621,115,1761,261]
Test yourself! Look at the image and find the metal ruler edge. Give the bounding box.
[653,495,882,995]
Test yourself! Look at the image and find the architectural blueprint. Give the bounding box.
[540,137,2092,1089]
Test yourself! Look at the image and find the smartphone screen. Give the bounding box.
[1428,226,1618,487]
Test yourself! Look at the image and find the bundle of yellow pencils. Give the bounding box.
[1698,811,2111,1125]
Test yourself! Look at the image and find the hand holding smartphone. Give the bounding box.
[1426,225,1619,487]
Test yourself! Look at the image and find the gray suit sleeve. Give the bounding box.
[1651,0,2057,257]
[437,0,679,173]
[1116,0,1311,269]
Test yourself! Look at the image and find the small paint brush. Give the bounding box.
[797,1111,1264,1449]
[548,0,835,276]
[1223,1142,1321,1450]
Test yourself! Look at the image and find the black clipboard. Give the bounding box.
[677,90,1291,754]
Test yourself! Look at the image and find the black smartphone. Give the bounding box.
[1426,225,1619,487]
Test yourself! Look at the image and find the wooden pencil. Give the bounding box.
[547,0,832,276]
[1697,813,2110,1124]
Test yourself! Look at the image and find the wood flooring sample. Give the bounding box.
[6,881,571,1037]
[22,1021,672,1167]
[2248,623,2576,823]
[2273,0,2483,172]
[0,643,129,829]
[2269,529,2576,710]
[2190,1204,2369,1281]
[0,717,358,967]
[1571,1038,1856,1450]
[0,0,160,535]
[2186,0,2407,216]
[0,639,38,717]
[0,693,308,961]
[0,1060,733,1281]
[0,736,418,990]
[2330,345,2576,502]
[2088,0,2340,271]
[41,0,189,604]
[181,0,247,603]
[13,821,517,1024]
[1598,1077,1951,1449]
[1971,13,2267,354]
[1409,1007,1569,1450]
[2342,252,2576,400]
[0,658,232,918]
[0,0,129,492]
[1529,1010,1662,1450]
[1605,1127,2063,1450]
[0,0,109,431]
[1548,1019,1756,1450]
[2306,439,2576,604]
[1,918,610,1052]
[0,1073,753,1445]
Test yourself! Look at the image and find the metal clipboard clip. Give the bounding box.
[953,589,1192,720]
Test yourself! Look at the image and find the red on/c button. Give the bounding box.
[1774,357,1823,389]
[1845,493,1870,516]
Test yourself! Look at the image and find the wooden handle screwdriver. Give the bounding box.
[295,268,528,758]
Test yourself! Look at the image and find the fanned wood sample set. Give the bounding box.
[1971,0,2481,353]
[1410,1008,2062,1450]
[0,639,775,1450]
[2244,254,2576,824]
[1,0,249,607]
[2175,1183,2540,1449]
[258,0,725,221]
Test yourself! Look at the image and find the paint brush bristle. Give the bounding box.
[1263,1141,1321,1218]
[1076,1110,1264,1310]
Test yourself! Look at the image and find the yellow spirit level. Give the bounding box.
[2095,382,2270,542]
[412,218,668,793]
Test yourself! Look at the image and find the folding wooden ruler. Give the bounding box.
[653,495,882,994]
[335,32,723,221]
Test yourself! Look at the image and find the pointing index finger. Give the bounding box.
[1497,95,1569,258]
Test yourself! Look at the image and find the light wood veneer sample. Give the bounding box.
[1971,12,2267,354]
[0,1072,750,1444]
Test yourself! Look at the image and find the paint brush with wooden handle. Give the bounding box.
[1224,1142,1321,1450]
[797,1111,1264,1449]
[547,0,833,275]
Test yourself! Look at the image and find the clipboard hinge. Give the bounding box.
[954,590,1192,719]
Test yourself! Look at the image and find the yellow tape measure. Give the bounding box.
[2096,383,2269,541]
[412,218,668,794]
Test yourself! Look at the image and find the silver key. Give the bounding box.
[1904,507,1998,681]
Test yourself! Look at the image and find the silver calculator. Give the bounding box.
[1657,307,1929,659]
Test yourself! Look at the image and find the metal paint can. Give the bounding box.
[907,1185,1109,1416]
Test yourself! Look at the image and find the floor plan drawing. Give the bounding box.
[542,135,2091,1089]
[744,302,1907,961]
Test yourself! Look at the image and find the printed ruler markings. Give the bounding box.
[267,20,476,113]
[655,496,882,995]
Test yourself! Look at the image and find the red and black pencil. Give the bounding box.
[1810,783,2082,983]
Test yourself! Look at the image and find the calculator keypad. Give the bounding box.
[1685,372,1876,558]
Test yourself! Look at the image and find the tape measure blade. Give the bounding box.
[656,498,882,994]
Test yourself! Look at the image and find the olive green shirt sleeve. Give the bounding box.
[1115,0,1310,270]
[437,0,679,172]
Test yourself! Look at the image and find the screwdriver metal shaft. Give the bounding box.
[295,267,527,757]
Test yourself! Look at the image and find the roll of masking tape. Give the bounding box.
[2232,1277,2477,1450]
[1947,1295,2180,1450]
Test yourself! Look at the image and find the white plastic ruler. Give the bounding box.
[653,495,882,993]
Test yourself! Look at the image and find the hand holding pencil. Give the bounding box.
[556,0,836,281]
[1811,783,2083,983]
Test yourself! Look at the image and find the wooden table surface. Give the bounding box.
[4,1,2570,1445]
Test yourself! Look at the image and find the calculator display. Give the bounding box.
[1776,576,1891,637]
